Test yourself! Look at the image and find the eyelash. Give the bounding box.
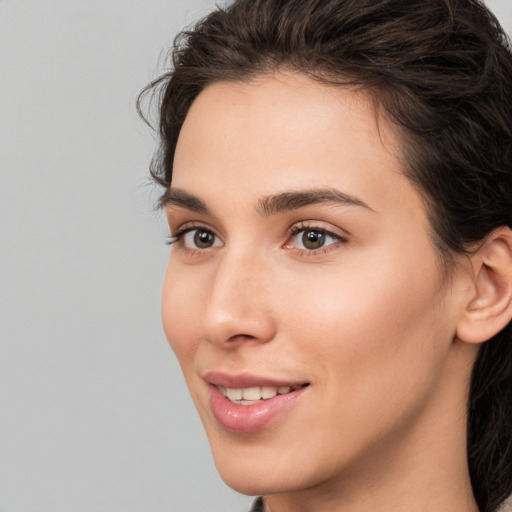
[166,225,215,247]
[167,222,347,255]
[285,222,347,255]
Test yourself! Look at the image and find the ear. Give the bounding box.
[456,227,512,344]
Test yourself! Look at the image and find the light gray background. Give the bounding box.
[1,1,511,511]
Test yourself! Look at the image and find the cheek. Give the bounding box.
[279,249,451,399]
[161,260,203,368]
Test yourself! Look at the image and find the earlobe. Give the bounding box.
[456,227,512,345]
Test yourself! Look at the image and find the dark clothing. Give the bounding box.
[250,497,264,512]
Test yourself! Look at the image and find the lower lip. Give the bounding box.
[208,385,308,434]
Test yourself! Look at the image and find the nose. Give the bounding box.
[201,250,277,348]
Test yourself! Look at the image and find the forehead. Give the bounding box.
[172,72,423,224]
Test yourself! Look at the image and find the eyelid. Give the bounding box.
[286,220,349,240]
[169,221,215,237]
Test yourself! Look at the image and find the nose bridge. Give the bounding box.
[202,245,275,346]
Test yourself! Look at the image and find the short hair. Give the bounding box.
[139,1,512,510]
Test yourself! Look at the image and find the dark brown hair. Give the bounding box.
[139,1,512,510]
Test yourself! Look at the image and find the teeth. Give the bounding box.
[220,384,303,404]
[226,388,242,401]
[261,386,277,399]
[242,387,261,401]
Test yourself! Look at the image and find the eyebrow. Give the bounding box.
[257,188,373,214]
[162,187,373,215]
[161,188,209,213]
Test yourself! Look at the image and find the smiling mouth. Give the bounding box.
[218,384,310,405]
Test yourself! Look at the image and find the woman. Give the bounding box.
[140,0,512,510]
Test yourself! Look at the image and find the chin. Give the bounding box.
[220,474,273,497]
[208,438,324,497]
[217,465,300,497]
[209,441,275,495]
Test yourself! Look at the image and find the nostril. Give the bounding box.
[227,333,258,342]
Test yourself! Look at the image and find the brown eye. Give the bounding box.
[302,230,326,249]
[286,225,345,253]
[178,228,222,250]
[194,229,215,248]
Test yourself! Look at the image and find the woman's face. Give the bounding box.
[162,73,466,496]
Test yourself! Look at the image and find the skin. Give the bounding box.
[162,72,480,512]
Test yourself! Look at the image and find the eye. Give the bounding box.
[170,227,222,250]
[298,230,328,250]
[285,225,346,252]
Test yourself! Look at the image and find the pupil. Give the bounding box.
[195,230,213,248]
[303,230,325,249]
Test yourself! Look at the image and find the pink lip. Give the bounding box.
[204,372,310,434]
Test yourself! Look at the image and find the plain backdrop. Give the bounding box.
[1,1,511,511]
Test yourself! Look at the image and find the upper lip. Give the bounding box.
[203,371,309,389]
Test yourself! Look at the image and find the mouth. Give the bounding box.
[204,372,310,433]
[218,384,310,405]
